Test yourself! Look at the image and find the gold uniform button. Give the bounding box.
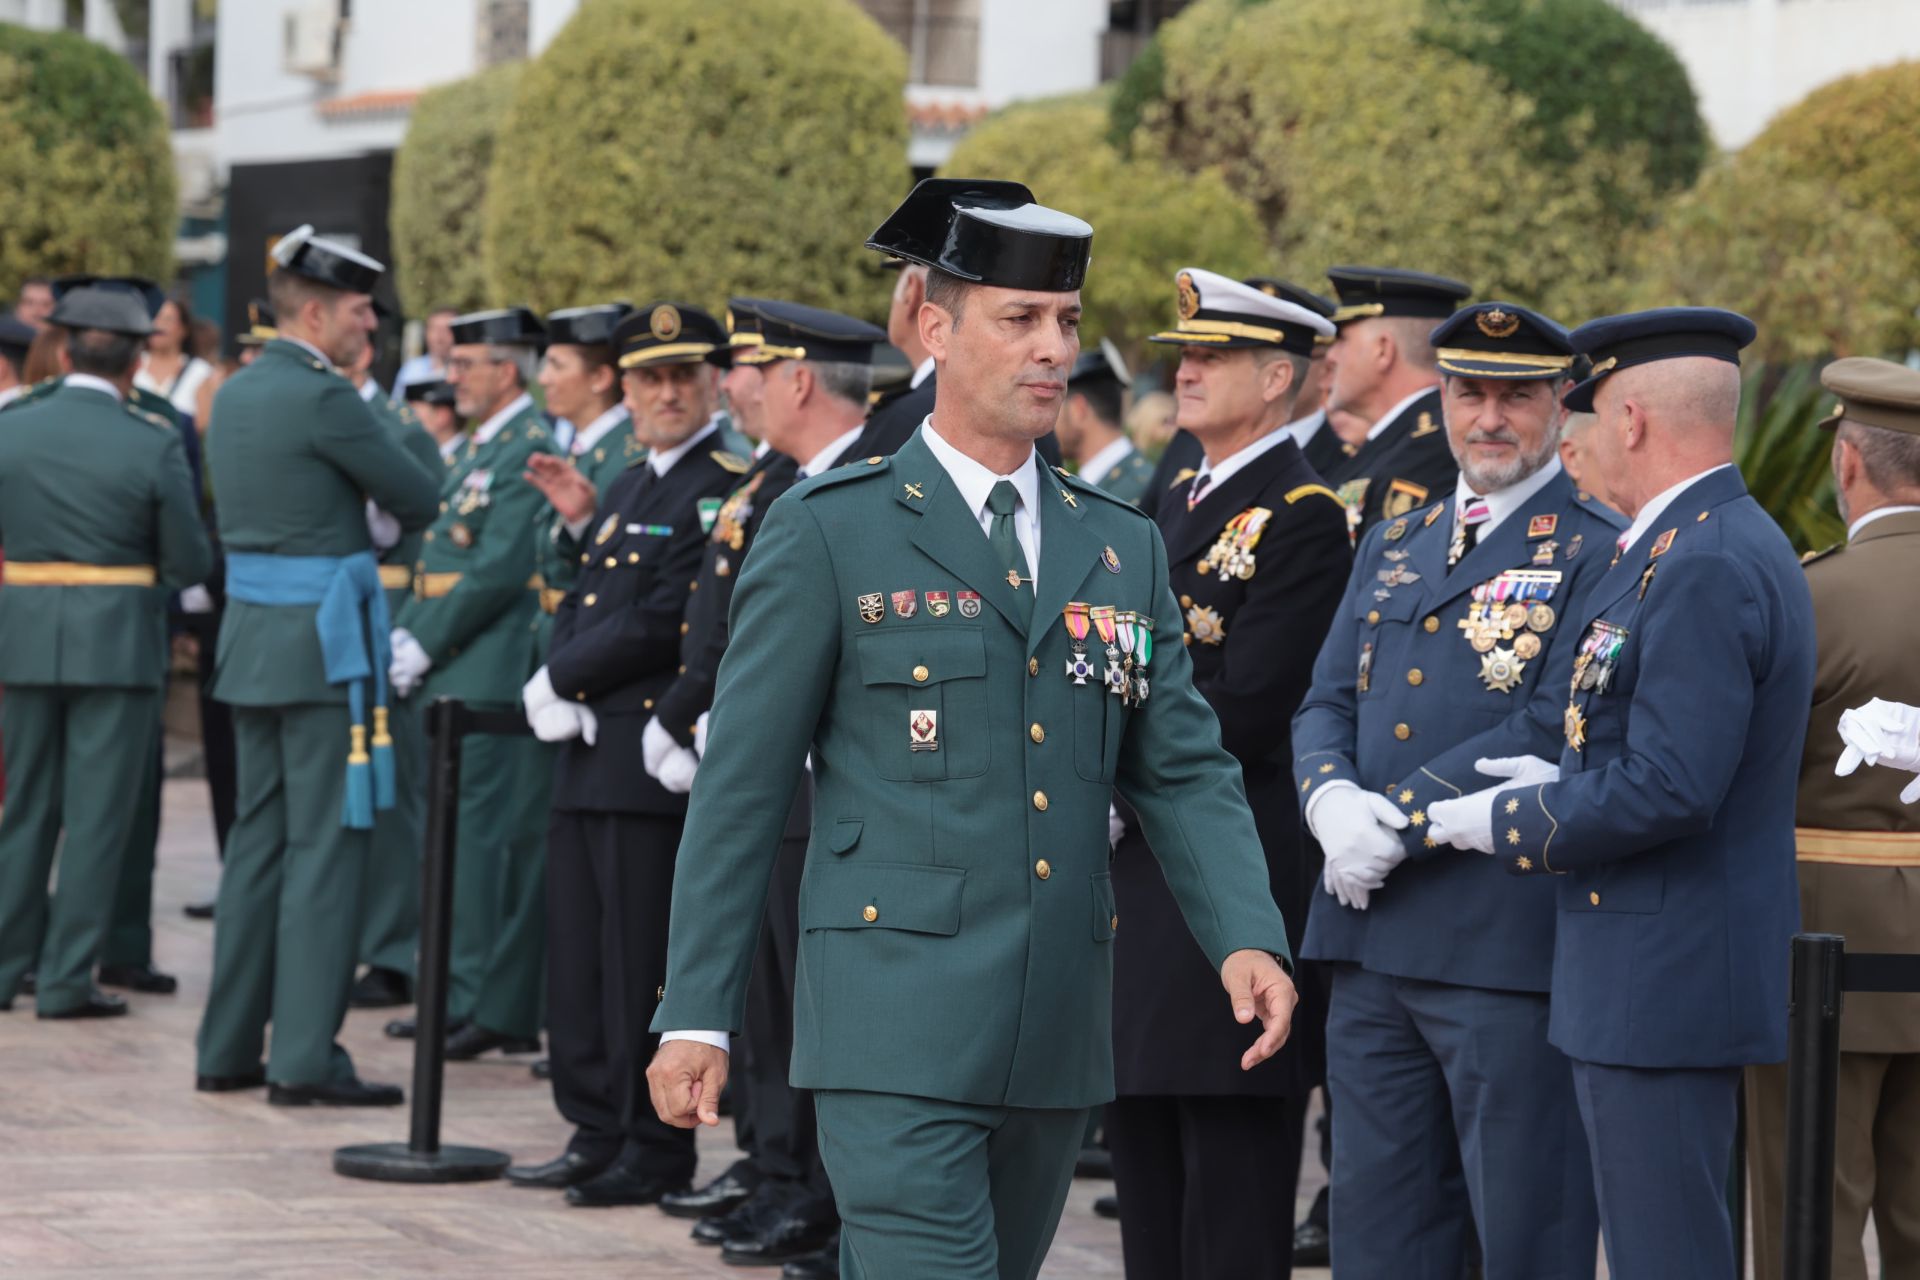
[1030,723,1045,744]
[580,553,589,565]
[862,905,879,923]
[689,580,699,592]
[1179,594,1193,609]
[643,698,654,710]
[1423,616,1440,634]
[867,456,883,465]
[1028,657,1039,677]
[913,665,929,683]
[604,556,617,568]
[628,552,640,563]
[1035,859,1051,880]
[1589,891,1601,907]
[1033,791,1048,812]
[1367,609,1381,625]
[1407,669,1424,687]
[680,621,690,635]
[439,501,448,513]
[1183,632,1192,645]
[584,593,598,606]
[1394,723,1411,741]
[424,531,435,542]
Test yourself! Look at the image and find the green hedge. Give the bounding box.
[942,91,1267,365]
[389,62,522,316]
[482,0,908,317]
[0,22,175,299]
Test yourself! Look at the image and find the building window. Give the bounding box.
[477,0,528,67]
[856,0,980,89]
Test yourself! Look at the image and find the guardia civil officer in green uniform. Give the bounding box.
[349,348,447,1011]
[388,306,557,1059]
[0,285,210,1017]
[1059,338,1151,506]
[646,179,1300,1280]
[195,227,440,1101]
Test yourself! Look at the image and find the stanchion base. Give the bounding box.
[333,1141,511,1183]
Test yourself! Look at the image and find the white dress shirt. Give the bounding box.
[1190,426,1297,499]
[565,417,717,541]
[1079,436,1136,489]
[910,356,936,391]
[438,434,463,464]
[1366,386,1436,443]
[472,391,534,448]
[63,374,124,403]
[1285,407,1327,452]
[797,425,865,479]
[571,404,631,458]
[1451,456,1563,542]
[0,384,27,411]
[1848,504,1920,541]
[661,418,1042,1058]
[1619,463,1736,556]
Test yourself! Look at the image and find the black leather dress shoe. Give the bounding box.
[183,900,215,920]
[267,1077,404,1107]
[780,1242,840,1278]
[660,1168,759,1219]
[692,1185,784,1246]
[37,989,127,1019]
[505,1150,613,1189]
[384,1016,467,1040]
[98,963,178,994]
[1093,1194,1119,1220]
[530,1058,551,1080]
[349,967,411,1009]
[1074,1146,1112,1179]
[445,1022,540,1060]
[1293,1218,1330,1266]
[196,1068,267,1092]
[564,1165,689,1208]
[722,1214,839,1266]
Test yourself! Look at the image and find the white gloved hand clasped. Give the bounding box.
[388,628,432,698]
[1836,698,1920,804]
[1308,782,1410,910]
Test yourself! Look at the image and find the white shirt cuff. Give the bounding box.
[563,514,593,542]
[660,1029,731,1054]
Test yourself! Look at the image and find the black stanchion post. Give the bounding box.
[1732,1085,1747,1280]
[334,697,511,1183]
[1782,932,1845,1280]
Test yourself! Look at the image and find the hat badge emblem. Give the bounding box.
[651,305,682,341]
[1176,272,1200,322]
[1477,308,1520,339]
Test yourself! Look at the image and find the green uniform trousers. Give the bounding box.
[0,686,157,1011]
[357,693,427,977]
[196,704,369,1085]
[447,721,549,1040]
[102,713,163,969]
[813,1089,1088,1280]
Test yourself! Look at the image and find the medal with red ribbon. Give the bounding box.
[1063,603,1093,685]
[1090,605,1124,697]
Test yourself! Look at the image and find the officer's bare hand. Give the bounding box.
[1221,949,1297,1071]
[524,453,598,523]
[646,1040,729,1129]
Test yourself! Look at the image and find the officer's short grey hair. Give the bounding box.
[1839,418,1920,490]
[491,343,539,389]
[806,360,872,410]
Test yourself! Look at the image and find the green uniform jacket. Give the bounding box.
[1087,443,1155,507]
[0,381,211,687]
[207,339,441,706]
[396,397,557,703]
[367,393,445,614]
[654,428,1291,1110]
[533,409,642,651]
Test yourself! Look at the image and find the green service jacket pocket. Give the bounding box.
[855,627,989,782]
[802,860,966,936]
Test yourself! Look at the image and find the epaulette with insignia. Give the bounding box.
[526,424,547,440]
[711,450,751,474]
[1801,543,1842,568]
[1283,483,1341,508]
[796,454,890,496]
[1,378,60,413]
[1170,467,1199,489]
[1410,411,1441,438]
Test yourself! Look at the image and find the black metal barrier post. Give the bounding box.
[1781,933,1920,1280]
[334,697,532,1183]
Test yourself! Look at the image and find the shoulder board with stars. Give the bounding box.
[1055,464,1149,518]
[711,450,751,474]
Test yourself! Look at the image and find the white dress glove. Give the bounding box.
[1108,804,1126,850]
[178,584,215,614]
[365,500,402,551]
[1307,782,1410,910]
[522,666,583,743]
[642,717,677,778]
[1425,756,1560,855]
[578,705,599,747]
[1836,698,1920,803]
[388,628,432,698]
[655,745,699,794]
[693,711,710,758]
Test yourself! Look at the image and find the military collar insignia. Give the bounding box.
[1384,517,1409,542]
[1649,528,1677,559]
[1423,502,1447,527]
[1102,545,1121,573]
[903,482,925,501]
[1528,514,1558,539]
[1410,412,1441,438]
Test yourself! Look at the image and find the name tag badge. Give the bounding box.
[909,708,939,752]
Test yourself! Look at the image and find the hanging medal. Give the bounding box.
[1114,610,1139,704]
[1063,603,1094,686]
[1129,613,1154,707]
[1090,606,1124,697]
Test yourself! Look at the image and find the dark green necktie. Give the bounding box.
[987,480,1033,630]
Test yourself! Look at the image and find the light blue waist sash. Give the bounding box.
[227,550,394,829]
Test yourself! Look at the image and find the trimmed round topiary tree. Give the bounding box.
[941,91,1267,365]
[1127,0,1698,321]
[389,62,523,317]
[0,22,176,299]
[482,0,908,317]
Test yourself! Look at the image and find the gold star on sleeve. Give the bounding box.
[1506,828,1522,845]
[1398,788,1415,804]
[1515,856,1533,871]
[1301,779,1311,792]
[1409,810,1426,827]
[1319,763,1336,774]
[1504,797,1520,815]
[1423,836,1438,849]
